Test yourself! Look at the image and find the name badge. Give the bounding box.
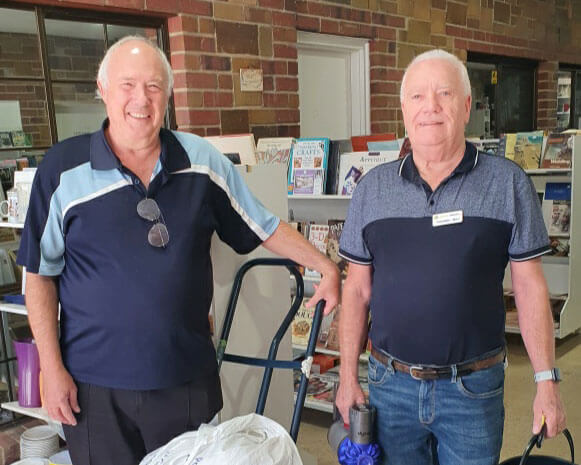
[432,210,463,227]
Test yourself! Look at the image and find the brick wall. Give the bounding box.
[6,0,581,137]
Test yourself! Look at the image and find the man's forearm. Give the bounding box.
[339,281,370,384]
[25,272,64,373]
[262,221,337,276]
[512,260,555,371]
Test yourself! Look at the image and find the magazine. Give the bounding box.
[498,131,544,170]
[542,182,571,237]
[540,133,573,169]
[255,137,294,165]
[326,220,348,278]
[291,302,315,346]
[305,224,329,278]
[287,138,330,195]
[338,151,399,196]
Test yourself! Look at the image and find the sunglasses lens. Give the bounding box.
[137,198,161,221]
[148,223,169,247]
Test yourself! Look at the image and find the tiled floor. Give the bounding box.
[297,333,581,464]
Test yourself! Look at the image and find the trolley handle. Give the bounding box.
[519,427,574,465]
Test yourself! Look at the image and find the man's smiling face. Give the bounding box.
[401,58,471,152]
[97,40,168,146]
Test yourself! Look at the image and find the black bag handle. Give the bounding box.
[518,427,574,465]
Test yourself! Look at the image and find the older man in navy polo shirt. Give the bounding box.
[336,49,566,465]
[17,36,340,465]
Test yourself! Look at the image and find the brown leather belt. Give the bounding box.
[370,348,505,380]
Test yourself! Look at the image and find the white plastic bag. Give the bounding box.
[140,413,303,465]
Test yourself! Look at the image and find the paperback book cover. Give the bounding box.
[305,224,329,278]
[288,138,330,195]
[338,151,399,196]
[542,182,571,237]
[326,139,353,195]
[540,133,573,169]
[255,137,295,165]
[204,134,257,166]
[291,302,315,346]
[326,220,348,278]
[499,131,544,170]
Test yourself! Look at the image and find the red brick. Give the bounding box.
[340,22,360,37]
[285,0,296,12]
[289,94,299,108]
[272,11,296,27]
[264,93,289,107]
[371,109,397,120]
[296,15,319,31]
[187,72,218,89]
[203,91,234,107]
[370,39,388,53]
[247,7,272,23]
[446,25,472,38]
[387,16,405,28]
[370,53,391,67]
[276,109,299,123]
[307,2,332,16]
[321,19,340,34]
[296,0,308,13]
[287,60,298,75]
[261,60,275,74]
[276,76,298,91]
[274,28,297,43]
[145,0,178,13]
[360,24,374,38]
[263,76,274,90]
[171,53,201,70]
[202,55,231,71]
[106,0,145,9]
[274,61,287,74]
[199,17,215,34]
[371,81,398,93]
[206,127,221,136]
[219,74,233,89]
[376,26,396,40]
[179,0,212,15]
[259,0,285,8]
[274,44,297,59]
[169,15,198,33]
[187,109,220,125]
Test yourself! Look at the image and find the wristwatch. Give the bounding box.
[534,368,562,383]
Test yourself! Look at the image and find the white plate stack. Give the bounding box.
[20,425,59,459]
[11,459,49,465]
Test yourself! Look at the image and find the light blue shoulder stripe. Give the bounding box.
[38,162,131,275]
[171,131,279,240]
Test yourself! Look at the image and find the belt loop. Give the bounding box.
[450,364,458,383]
[386,355,395,374]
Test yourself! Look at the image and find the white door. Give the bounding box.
[297,32,370,139]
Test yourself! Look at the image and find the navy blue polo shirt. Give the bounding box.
[339,143,550,365]
[17,121,279,390]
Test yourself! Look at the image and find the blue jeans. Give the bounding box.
[368,353,505,465]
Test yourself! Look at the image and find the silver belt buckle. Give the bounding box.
[409,365,425,380]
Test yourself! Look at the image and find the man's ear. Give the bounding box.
[464,95,472,124]
[97,80,107,105]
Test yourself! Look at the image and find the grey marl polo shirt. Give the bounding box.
[339,142,550,365]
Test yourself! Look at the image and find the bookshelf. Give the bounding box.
[503,135,581,338]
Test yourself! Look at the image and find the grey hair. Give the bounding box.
[97,35,174,95]
[400,49,471,102]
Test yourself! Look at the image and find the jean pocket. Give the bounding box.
[456,363,505,399]
[368,354,392,386]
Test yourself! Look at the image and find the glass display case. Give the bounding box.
[557,71,572,130]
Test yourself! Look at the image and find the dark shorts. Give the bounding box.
[63,374,223,465]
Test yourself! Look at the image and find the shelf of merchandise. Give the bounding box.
[0,401,54,424]
[293,392,334,413]
[288,194,352,223]
[292,343,369,362]
[0,222,24,229]
[0,302,26,316]
[504,136,580,339]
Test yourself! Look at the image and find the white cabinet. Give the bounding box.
[504,136,581,338]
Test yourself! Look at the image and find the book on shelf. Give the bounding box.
[305,224,329,278]
[497,131,544,170]
[326,139,353,195]
[0,132,12,148]
[338,150,399,196]
[287,138,330,195]
[204,134,257,165]
[542,182,571,237]
[291,302,315,346]
[540,133,573,169]
[466,138,501,156]
[367,140,400,151]
[315,309,336,350]
[324,305,341,352]
[326,220,349,278]
[312,354,339,374]
[9,130,32,148]
[351,133,396,152]
[549,237,569,257]
[255,137,295,165]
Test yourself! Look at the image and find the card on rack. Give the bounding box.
[542,182,571,237]
[291,302,314,346]
[287,138,330,195]
[305,224,329,278]
[326,219,348,278]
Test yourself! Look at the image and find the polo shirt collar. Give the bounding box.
[398,141,479,184]
[89,119,190,173]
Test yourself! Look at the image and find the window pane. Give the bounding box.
[556,71,571,130]
[53,82,106,141]
[45,19,105,82]
[0,80,50,148]
[107,24,157,45]
[0,8,42,79]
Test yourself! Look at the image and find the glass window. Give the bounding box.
[0,81,50,149]
[107,24,156,44]
[0,8,42,79]
[53,82,106,140]
[556,71,572,130]
[45,19,105,82]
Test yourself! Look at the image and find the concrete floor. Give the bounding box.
[297,332,581,464]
